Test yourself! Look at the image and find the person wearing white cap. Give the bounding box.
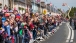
[10,14,15,19]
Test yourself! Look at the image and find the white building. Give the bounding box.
[0,0,9,11]
[0,0,26,14]
[14,0,26,14]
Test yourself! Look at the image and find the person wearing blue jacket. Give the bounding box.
[3,20,10,36]
[3,20,11,43]
[24,29,30,43]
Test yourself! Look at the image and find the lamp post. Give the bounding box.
[62,3,71,19]
[67,5,71,19]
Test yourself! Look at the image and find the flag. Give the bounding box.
[36,0,40,3]
[62,3,67,6]
[50,3,52,6]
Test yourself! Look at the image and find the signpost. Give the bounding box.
[43,9,47,15]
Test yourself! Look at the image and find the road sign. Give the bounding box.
[43,9,47,15]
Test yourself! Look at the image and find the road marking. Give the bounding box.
[70,39,73,42]
[70,26,74,42]
[66,23,71,42]
[66,40,69,42]
[66,23,74,43]
[71,30,74,39]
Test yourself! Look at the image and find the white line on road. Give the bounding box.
[66,23,74,43]
[66,23,71,42]
[69,26,74,42]
[71,30,74,39]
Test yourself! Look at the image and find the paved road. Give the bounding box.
[41,22,70,43]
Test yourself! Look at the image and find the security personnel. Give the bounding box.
[74,18,76,29]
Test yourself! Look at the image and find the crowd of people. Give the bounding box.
[0,5,62,43]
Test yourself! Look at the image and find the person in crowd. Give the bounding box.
[3,20,10,36]
[38,15,45,39]
[13,10,20,16]
[2,5,8,13]
[3,20,11,43]
[33,15,39,40]
[0,5,62,43]
[10,19,15,43]
[0,15,5,43]
[70,17,72,26]
[24,29,30,43]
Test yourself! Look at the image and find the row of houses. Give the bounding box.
[0,0,61,14]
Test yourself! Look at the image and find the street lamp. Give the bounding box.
[62,3,71,19]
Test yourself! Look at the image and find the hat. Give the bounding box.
[11,14,15,18]
[2,17,6,20]
[2,17,6,23]
[16,15,21,19]
[5,13,10,17]
[16,14,20,16]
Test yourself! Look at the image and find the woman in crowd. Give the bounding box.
[2,5,8,13]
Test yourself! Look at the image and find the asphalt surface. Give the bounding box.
[41,22,69,43]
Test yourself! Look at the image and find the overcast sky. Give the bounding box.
[43,0,76,11]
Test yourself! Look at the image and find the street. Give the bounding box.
[0,0,76,43]
[40,22,74,43]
